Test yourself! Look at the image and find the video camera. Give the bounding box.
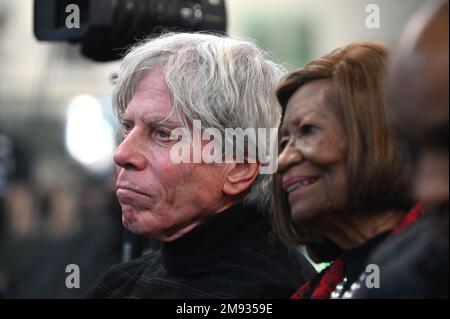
[34,0,227,61]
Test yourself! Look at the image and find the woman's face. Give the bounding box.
[278,79,348,226]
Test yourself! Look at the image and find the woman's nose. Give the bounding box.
[277,140,305,174]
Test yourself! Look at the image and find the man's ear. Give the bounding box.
[223,162,260,196]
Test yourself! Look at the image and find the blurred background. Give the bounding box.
[0,0,424,298]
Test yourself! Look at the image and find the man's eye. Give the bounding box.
[121,121,132,132]
[155,129,171,140]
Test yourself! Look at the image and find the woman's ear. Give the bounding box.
[223,162,260,196]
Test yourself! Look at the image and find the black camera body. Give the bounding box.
[34,0,227,61]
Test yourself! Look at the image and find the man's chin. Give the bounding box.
[122,215,143,234]
[121,213,201,242]
[122,218,171,241]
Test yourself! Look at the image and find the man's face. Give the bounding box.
[393,48,449,213]
[114,69,230,242]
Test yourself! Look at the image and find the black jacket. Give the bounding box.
[87,203,316,298]
[357,212,449,299]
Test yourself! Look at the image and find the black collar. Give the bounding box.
[343,231,390,284]
[161,203,267,275]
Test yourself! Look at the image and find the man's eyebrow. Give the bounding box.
[144,116,182,129]
[118,114,130,124]
[118,114,182,129]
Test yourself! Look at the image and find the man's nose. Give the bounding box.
[113,132,147,171]
[277,140,305,174]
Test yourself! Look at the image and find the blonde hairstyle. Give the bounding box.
[272,42,413,259]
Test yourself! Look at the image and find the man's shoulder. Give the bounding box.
[369,215,437,266]
[87,250,163,298]
[359,214,449,298]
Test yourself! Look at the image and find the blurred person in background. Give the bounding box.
[0,130,14,297]
[357,0,449,298]
[0,143,123,298]
[0,132,13,242]
[272,41,422,299]
[88,32,316,299]
[0,132,38,297]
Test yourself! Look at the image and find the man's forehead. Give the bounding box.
[391,51,448,132]
[393,88,448,143]
[122,69,176,118]
[134,69,172,100]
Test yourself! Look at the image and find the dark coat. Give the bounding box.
[87,203,316,299]
[357,211,449,299]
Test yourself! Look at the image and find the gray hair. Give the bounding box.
[113,32,285,211]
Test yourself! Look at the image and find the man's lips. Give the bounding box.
[282,176,319,194]
[116,184,151,198]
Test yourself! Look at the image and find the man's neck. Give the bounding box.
[159,199,238,242]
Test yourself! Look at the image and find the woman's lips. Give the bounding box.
[282,176,319,194]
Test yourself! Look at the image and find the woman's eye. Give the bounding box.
[279,137,290,150]
[300,124,318,136]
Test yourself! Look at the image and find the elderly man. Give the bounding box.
[357,0,449,298]
[88,33,315,298]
